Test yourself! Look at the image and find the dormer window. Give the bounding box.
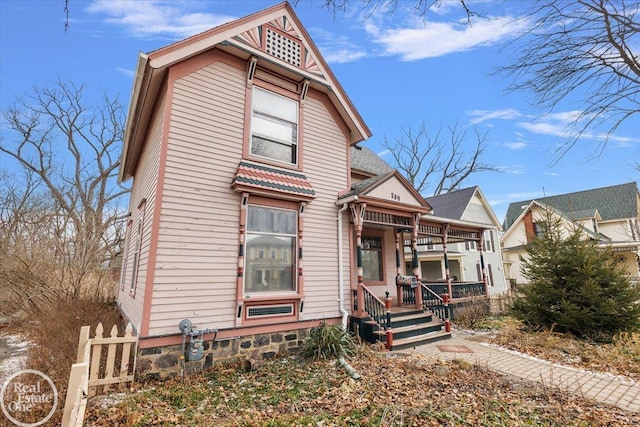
[251,87,298,165]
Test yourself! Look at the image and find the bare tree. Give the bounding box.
[0,80,129,304]
[382,122,498,196]
[294,0,475,20]
[501,0,640,159]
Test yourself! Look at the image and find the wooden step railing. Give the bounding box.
[364,284,391,331]
[420,282,451,323]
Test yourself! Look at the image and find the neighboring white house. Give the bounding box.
[422,186,510,297]
[501,182,640,286]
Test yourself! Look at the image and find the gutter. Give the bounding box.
[336,195,358,329]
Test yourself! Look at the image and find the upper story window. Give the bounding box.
[484,230,494,252]
[251,87,298,165]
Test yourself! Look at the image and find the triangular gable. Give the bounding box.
[232,16,325,79]
[501,200,603,244]
[465,187,503,230]
[341,171,432,212]
[120,1,370,182]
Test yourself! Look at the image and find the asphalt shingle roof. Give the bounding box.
[503,182,639,229]
[350,145,394,176]
[425,187,478,220]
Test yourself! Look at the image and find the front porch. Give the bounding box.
[346,202,491,350]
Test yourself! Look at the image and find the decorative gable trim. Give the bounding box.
[232,161,316,201]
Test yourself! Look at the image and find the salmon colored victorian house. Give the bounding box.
[117,2,493,376]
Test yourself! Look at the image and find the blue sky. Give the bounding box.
[1,0,638,223]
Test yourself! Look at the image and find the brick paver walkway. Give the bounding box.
[405,330,640,413]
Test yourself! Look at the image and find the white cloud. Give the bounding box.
[86,0,236,39]
[518,110,640,145]
[544,172,561,176]
[467,108,524,125]
[366,15,531,60]
[310,28,369,64]
[504,141,528,150]
[116,67,135,78]
[496,165,525,175]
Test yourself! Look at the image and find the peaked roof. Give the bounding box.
[120,1,371,181]
[339,170,432,212]
[502,200,607,243]
[425,186,502,229]
[350,145,394,177]
[426,187,478,221]
[504,182,639,229]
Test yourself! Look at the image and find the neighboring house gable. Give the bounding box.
[424,187,508,295]
[501,182,640,285]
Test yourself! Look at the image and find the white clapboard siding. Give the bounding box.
[117,93,166,330]
[148,60,245,335]
[298,95,351,318]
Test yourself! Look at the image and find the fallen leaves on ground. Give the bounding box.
[85,349,640,426]
[487,318,640,381]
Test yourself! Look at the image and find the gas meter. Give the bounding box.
[178,319,218,362]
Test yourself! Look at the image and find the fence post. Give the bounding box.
[76,326,90,363]
[61,362,88,427]
[443,293,451,332]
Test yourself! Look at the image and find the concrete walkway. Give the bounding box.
[405,330,640,413]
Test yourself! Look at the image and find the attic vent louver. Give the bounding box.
[265,28,301,67]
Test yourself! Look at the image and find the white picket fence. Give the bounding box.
[61,322,137,427]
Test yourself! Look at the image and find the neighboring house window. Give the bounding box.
[245,205,297,293]
[476,263,482,282]
[251,87,298,165]
[466,240,477,251]
[487,264,494,287]
[484,230,494,252]
[592,218,599,234]
[417,237,436,251]
[533,222,545,238]
[362,234,384,283]
[130,219,143,293]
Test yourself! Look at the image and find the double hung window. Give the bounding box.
[245,205,297,293]
[251,87,298,165]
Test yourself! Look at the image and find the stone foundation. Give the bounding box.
[137,328,309,380]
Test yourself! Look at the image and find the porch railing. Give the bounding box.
[422,280,486,300]
[358,284,391,330]
[420,283,450,322]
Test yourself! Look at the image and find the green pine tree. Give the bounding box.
[511,216,640,340]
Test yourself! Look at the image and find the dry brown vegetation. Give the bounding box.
[486,317,640,382]
[2,300,123,426]
[83,350,640,426]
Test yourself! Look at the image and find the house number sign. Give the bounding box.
[391,193,400,201]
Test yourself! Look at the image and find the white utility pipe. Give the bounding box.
[336,195,358,329]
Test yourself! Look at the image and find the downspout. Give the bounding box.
[336,195,358,329]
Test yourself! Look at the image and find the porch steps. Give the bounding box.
[371,309,451,351]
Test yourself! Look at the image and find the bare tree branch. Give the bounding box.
[500,0,640,161]
[0,79,129,305]
[382,121,499,196]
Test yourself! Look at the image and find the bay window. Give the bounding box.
[245,205,297,293]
